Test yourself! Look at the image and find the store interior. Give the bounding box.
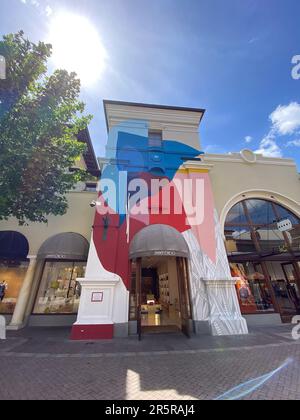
[140,256,182,332]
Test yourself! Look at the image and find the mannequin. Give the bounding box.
[0,281,7,302]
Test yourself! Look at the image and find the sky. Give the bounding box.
[1,0,300,168]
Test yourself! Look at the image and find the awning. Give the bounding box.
[129,224,190,259]
[37,233,89,260]
[0,231,29,260]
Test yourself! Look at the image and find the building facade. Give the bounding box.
[1,101,300,339]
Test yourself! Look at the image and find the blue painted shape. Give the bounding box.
[100,119,204,225]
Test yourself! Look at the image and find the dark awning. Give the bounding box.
[129,224,190,259]
[37,233,89,260]
[0,231,29,260]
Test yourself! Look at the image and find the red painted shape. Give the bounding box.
[93,171,221,289]
[93,207,147,290]
[71,324,113,340]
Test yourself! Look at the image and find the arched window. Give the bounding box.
[225,199,300,319]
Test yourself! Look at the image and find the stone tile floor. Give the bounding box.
[0,324,299,400]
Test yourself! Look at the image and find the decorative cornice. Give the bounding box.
[203,153,297,167]
[104,103,205,133]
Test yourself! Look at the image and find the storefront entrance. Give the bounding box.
[225,198,300,323]
[129,224,192,339]
[131,256,192,339]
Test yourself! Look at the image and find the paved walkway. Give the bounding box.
[0,325,299,400]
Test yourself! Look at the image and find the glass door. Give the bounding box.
[281,263,300,313]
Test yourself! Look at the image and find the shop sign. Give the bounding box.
[153,250,176,257]
[91,292,103,303]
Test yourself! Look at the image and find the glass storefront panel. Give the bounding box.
[270,262,300,314]
[0,261,28,314]
[33,261,86,314]
[225,199,300,256]
[225,225,256,254]
[226,199,300,318]
[230,263,274,314]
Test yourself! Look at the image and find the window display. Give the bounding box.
[230,263,274,314]
[274,263,300,313]
[33,261,86,314]
[226,199,300,318]
[0,261,28,314]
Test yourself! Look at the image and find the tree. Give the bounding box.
[0,31,92,225]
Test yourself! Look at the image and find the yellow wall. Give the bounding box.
[0,191,97,255]
[203,152,300,226]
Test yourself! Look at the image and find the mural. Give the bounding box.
[75,118,248,338]
[93,120,227,290]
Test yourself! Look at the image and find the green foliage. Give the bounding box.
[0,31,92,224]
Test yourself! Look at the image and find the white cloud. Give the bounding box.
[256,102,300,158]
[286,139,300,147]
[270,102,300,135]
[255,131,282,158]
[245,136,253,144]
[204,144,226,154]
[45,5,53,16]
[19,0,52,16]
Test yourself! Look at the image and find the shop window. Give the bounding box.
[226,198,300,317]
[33,261,86,314]
[85,182,98,192]
[0,261,28,314]
[231,263,274,314]
[225,199,300,257]
[276,263,300,313]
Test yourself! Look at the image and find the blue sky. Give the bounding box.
[1,0,300,167]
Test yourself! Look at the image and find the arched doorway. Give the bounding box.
[129,224,192,339]
[0,231,29,317]
[224,198,300,322]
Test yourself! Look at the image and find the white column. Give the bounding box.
[74,276,120,326]
[204,278,248,336]
[9,256,37,329]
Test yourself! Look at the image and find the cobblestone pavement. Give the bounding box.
[0,325,300,400]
